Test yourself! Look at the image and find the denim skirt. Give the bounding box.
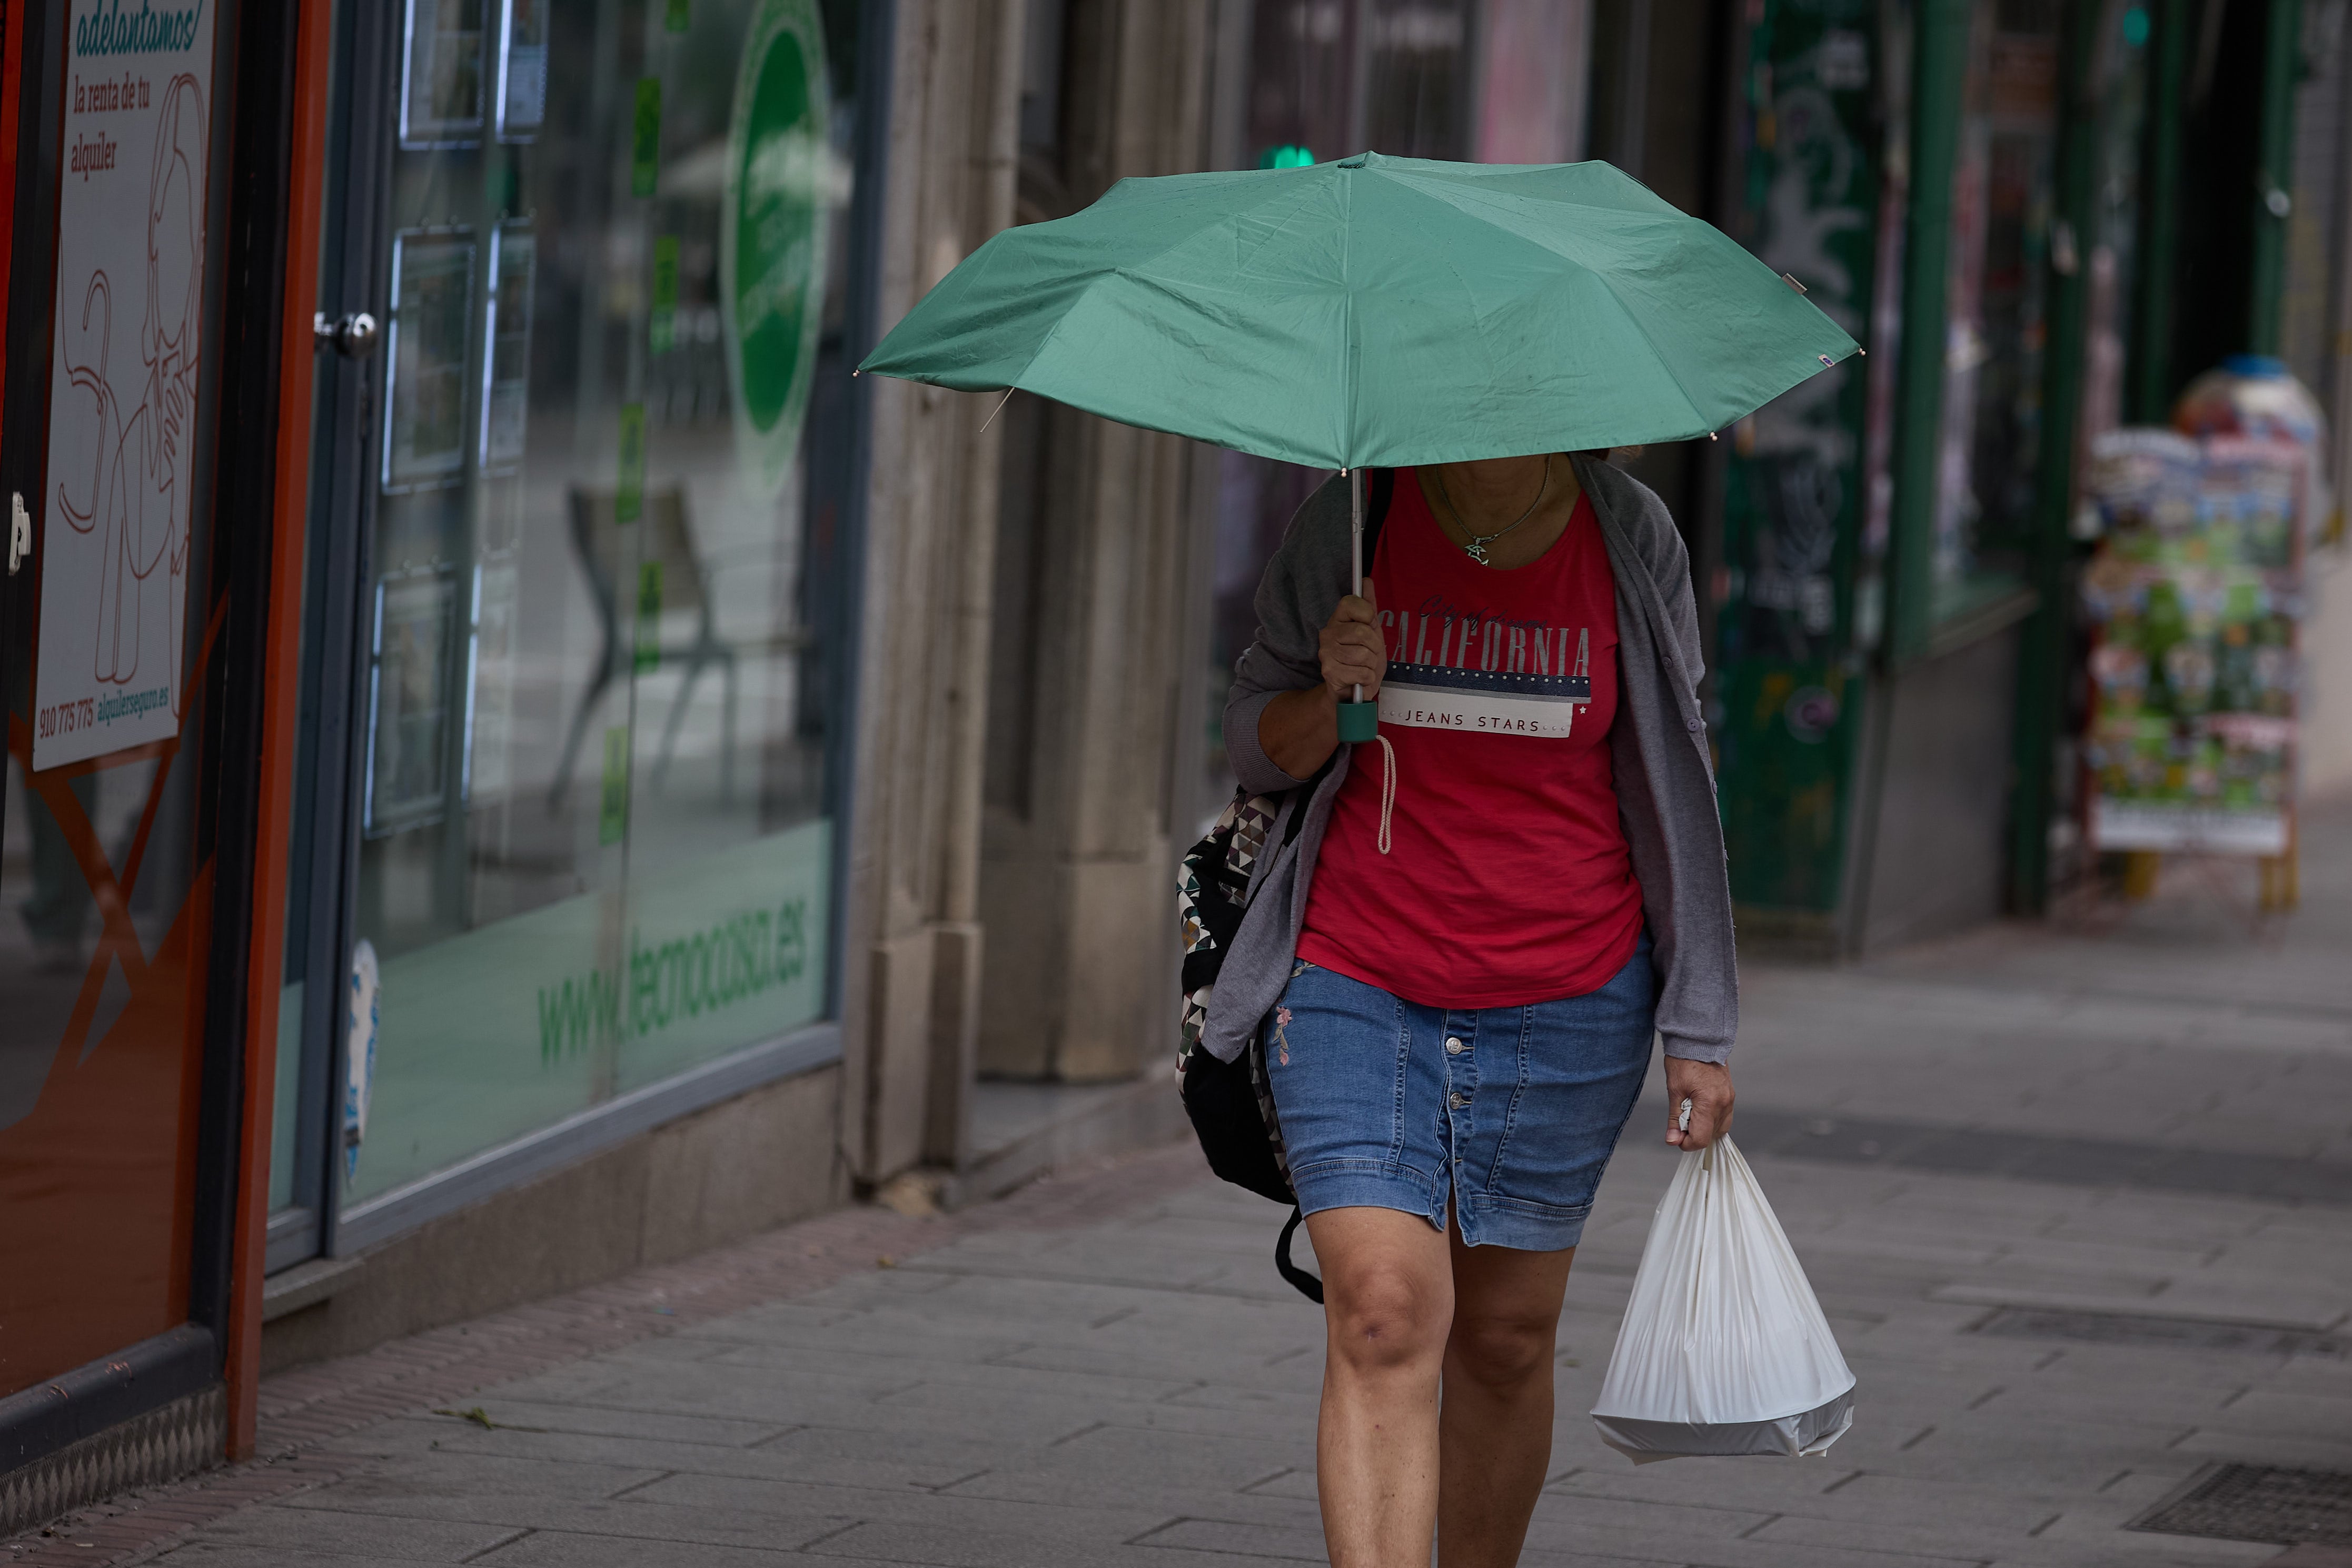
[1264,935,1655,1251]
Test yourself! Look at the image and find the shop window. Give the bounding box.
[268,0,868,1241]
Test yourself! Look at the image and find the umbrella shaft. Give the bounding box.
[1351,469,1363,706]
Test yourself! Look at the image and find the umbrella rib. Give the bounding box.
[1341,167,1357,472]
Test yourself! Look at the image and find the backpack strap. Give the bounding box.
[1275,1206,1325,1304]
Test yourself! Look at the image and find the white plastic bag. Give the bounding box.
[1590,1135,1855,1464]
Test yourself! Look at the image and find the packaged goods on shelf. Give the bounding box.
[2078,431,2306,857]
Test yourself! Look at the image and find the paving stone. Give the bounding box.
[151,1547,462,1568]
[1780,1471,2086,1532]
[273,1484,856,1552]
[289,1450,667,1502]
[925,1422,1305,1503]
[471,1532,822,1565]
[369,1401,792,1448]
[2176,1386,2352,1447]
[346,1416,1008,1492]
[1751,1508,2282,1568]
[1519,1495,1987,1567]
[1546,1460,1859,1511]
[792,1516,1195,1567]
[692,1340,1204,1406]
[611,1471,1171,1541]
[167,1505,527,1561]
[1133,1513,1675,1565]
[938,1471,1326,1529]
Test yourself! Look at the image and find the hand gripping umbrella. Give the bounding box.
[859,152,1857,740]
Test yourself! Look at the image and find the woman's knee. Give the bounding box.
[1445,1305,1559,1390]
[1326,1264,1451,1374]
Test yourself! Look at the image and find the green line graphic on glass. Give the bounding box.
[599,726,630,846]
[634,561,663,675]
[632,78,662,197]
[650,235,680,355]
[616,402,646,524]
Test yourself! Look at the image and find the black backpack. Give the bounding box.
[1175,470,1395,1305]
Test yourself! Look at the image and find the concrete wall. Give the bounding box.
[262,1067,843,1373]
[2304,545,2352,799]
[1851,625,2022,954]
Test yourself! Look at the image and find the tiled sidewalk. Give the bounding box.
[35,1132,2351,1568]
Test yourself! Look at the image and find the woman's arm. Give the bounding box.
[1256,582,1385,779]
[1222,475,1378,794]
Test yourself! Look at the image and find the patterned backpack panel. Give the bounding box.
[1176,787,1278,1074]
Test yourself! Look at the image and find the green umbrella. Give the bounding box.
[858,151,1857,738]
[859,152,1856,468]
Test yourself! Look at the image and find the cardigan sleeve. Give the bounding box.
[1222,477,1348,796]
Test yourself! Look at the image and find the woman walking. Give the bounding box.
[1223,450,1738,1568]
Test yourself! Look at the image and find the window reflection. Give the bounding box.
[341,0,856,1207]
[1932,0,2060,609]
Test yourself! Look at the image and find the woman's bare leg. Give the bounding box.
[1304,1206,1455,1567]
[1436,1223,1576,1568]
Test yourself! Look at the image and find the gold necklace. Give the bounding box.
[1433,455,1550,565]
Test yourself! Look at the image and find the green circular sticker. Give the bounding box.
[723,0,830,497]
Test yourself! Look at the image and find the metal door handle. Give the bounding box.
[314,311,380,358]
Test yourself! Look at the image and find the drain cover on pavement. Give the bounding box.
[1976,1307,2349,1359]
[2131,1465,2352,1545]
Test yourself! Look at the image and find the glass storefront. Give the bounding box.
[270,0,868,1251]
[1929,0,2061,615]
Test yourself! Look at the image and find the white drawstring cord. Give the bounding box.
[1375,733,1396,855]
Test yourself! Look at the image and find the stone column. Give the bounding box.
[841,0,1024,1183]
[976,0,1218,1085]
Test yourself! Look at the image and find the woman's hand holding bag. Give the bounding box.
[1590,1120,1857,1464]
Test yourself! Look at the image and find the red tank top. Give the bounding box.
[1296,470,1644,1006]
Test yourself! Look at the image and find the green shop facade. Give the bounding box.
[1698,0,2311,951]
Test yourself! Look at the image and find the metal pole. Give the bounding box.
[1336,466,1378,741]
[1352,466,1364,703]
[1887,0,1971,667]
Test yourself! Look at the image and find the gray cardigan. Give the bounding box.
[1206,453,1738,1065]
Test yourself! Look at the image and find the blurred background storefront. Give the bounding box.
[1194,0,2351,959]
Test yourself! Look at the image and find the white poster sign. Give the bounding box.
[32,0,215,769]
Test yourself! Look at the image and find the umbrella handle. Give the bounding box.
[1336,467,1379,743]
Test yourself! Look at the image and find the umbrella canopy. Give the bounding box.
[859,152,1857,470]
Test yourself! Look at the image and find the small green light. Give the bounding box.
[1258,144,1315,170]
[2122,6,2149,46]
